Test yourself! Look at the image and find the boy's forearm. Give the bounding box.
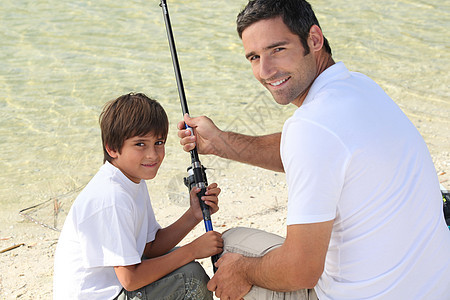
[115,244,197,291]
[144,209,199,258]
[213,132,284,172]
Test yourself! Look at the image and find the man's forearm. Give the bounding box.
[213,132,284,172]
[241,245,317,292]
[242,222,332,291]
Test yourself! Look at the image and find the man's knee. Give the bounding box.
[222,227,285,257]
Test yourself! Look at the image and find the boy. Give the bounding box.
[53,93,223,299]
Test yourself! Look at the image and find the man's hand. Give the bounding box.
[207,253,252,300]
[178,114,285,172]
[177,114,222,155]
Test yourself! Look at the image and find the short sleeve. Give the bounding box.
[146,200,160,243]
[77,203,141,268]
[282,118,350,225]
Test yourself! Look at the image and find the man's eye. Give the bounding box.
[274,47,284,53]
[249,55,259,61]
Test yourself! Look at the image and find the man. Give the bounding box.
[178,0,450,299]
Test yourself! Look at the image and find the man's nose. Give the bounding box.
[259,56,277,81]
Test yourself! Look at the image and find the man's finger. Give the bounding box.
[207,278,217,292]
[177,120,185,130]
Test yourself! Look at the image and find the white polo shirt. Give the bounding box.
[53,162,161,299]
[281,62,450,299]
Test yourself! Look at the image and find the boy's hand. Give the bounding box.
[188,231,223,259]
[190,183,221,222]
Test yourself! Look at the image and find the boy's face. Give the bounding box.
[107,132,166,183]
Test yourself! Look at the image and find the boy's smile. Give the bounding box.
[107,132,166,183]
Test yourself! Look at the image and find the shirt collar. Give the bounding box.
[302,61,350,106]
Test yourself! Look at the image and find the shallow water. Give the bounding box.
[0,0,449,220]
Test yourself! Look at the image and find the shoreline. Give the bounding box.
[1,138,448,299]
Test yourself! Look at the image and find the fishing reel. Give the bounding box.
[184,165,208,192]
[442,186,450,228]
[184,163,213,230]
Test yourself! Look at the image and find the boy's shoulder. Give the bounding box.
[72,163,141,219]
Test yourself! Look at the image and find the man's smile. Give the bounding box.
[267,76,290,87]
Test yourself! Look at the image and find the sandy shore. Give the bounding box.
[1,130,448,299]
[0,160,291,299]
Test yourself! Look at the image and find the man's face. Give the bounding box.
[242,17,317,107]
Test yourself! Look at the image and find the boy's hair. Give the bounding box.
[99,93,169,163]
[236,0,332,56]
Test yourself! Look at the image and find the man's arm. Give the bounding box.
[178,114,284,172]
[208,220,333,299]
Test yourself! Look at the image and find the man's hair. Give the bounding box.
[99,93,169,163]
[236,0,332,56]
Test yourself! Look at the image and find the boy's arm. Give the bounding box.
[144,208,199,258]
[115,230,221,291]
[115,182,221,291]
[178,114,284,172]
[144,182,220,258]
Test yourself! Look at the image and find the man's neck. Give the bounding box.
[293,53,335,108]
[317,53,335,76]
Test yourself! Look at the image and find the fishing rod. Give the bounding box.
[159,0,219,272]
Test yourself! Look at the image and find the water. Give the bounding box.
[1,0,449,223]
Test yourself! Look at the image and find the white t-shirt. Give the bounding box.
[281,62,450,299]
[53,162,161,299]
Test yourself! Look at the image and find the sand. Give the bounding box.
[1,125,448,299]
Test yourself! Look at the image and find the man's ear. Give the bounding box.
[308,25,324,53]
[105,144,119,159]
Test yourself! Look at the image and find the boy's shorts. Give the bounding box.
[114,260,212,300]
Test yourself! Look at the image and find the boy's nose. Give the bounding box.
[145,147,157,159]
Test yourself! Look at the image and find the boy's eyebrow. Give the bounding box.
[133,135,166,140]
[245,41,289,59]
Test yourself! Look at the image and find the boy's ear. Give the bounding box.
[105,144,119,159]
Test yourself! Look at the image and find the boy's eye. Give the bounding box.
[155,140,165,146]
[136,142,145,147]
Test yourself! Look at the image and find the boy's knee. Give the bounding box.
[177,261,212,300]
[178,261,210,282]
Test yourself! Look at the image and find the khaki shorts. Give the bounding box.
[222,227,318,300]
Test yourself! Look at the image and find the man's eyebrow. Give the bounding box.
[245,41,289,59]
